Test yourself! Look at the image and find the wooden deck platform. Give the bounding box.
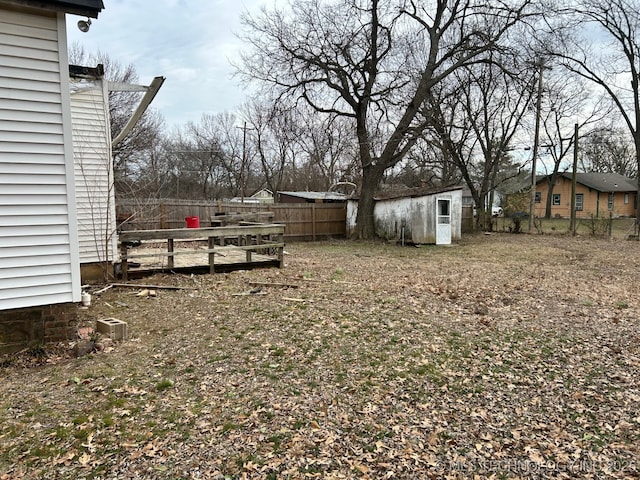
[118,224,285,280]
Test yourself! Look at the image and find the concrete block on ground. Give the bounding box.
[96,318,128,341]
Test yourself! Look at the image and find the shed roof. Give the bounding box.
[278,191,349,202]
[346,185,463,202]
[373,185,463,201]
[2,0,104,17]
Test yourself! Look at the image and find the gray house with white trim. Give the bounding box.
[0,0,104,353]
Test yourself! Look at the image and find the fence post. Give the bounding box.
[120,242,128,281]
[312,204,317,241]
[609,212,613,238]
[167,238,174,269]
[278,230,284,268]
[208,236,215,274]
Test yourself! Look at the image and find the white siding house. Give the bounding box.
[0,8,80,310]
[70,66,117,268]
[0,0,104,352]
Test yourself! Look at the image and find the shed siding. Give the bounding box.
[346,190,463,243]
[71,77,117,263]
[0,9,80,310]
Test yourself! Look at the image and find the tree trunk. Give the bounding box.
[635,134,640,231]
[544,176,554,219]
[354,164,385,239]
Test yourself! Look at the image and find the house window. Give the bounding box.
[624,193,629,204]
[608,192,614,210]
[552,194,561,206]
[535,192,541,203]
[575,193,583,211]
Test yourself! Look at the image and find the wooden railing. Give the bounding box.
[118,224,285,280]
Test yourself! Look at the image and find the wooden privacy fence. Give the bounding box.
[117,198,347,241]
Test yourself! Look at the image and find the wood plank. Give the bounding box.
[119,224,285,242]
[248,281,299,289]
[109,283,196,290]
[121,243,284,260]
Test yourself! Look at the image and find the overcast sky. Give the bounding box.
[65,0,272,131]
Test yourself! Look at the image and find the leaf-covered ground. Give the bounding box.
[1,234,639,479]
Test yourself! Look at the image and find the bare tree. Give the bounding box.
[552,0,640,222]
[424,51,536,230]
[579,126,638,177]
[383,138,462,189]
[68,44,166,195]
[172,113,246,200]
[239,0,534,238]
[243,100,302,194]
[538,72,611,218]
[295,110,357,191]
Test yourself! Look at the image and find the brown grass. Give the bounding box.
[1,233,639,479]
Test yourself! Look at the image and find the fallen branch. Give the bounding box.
[109,283,196,291]
[282,297,313,303]
[248,281,299,289]
[93,285,114,295]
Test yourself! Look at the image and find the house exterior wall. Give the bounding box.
[535,176,636,218]
[346,189,463,244]
[0,302,76,354]
[0,7,81,310]
[70,75,118,266]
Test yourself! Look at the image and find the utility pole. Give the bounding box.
[240,122,248,204]
[570,123,578,235]
[528,59,546,233]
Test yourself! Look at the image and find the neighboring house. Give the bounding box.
[229,188,275,204]
[70,64,117,281]
[0,0,104,353]
[461,187,475,208]
[277,191,349,204]
[251,188,274,204]
[508,172,637,218]
[346,186,463,245]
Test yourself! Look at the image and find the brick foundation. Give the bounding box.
[0,303,77,354]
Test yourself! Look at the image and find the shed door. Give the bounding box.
[436,198,451,245]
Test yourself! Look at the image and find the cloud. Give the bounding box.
[66,0,267,129]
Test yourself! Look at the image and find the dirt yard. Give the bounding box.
[1,233,639,479]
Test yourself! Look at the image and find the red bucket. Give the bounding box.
[185,216,200,228]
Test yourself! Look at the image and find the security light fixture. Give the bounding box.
[77,18,91,33]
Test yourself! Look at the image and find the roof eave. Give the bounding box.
[1,0,104,18]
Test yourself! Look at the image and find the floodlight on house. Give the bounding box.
[77,18,91,32]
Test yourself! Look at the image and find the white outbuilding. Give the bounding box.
[347,186,463,245]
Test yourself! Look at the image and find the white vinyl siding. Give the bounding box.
[0,9,80,310]
[71,77,117,264]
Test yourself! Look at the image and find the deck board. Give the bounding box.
[124,241,280,276]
